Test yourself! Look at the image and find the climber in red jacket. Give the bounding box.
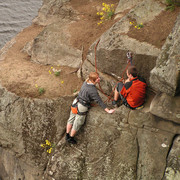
[112,65,147,109]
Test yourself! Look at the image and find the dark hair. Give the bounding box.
[127,65,137,77]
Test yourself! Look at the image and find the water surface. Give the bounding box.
[0,0,42,49]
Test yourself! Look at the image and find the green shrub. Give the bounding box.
[38,87,45,95]
[166,0,180,11]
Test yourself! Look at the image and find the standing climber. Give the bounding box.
[112,65,147,109]
[66,72,115,144]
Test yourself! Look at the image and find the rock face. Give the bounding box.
[30,0,82,68]
[150,93,180,124]
[0,0,180,180]
[0,148,43,180]
[0,84,75,179]
[82,0,164,89]
[150,14,180,96]
[163,135,180,180]
[33,0,76,26]
[115,0,143,14]
[31,22,82,67]
[43,106,180,180]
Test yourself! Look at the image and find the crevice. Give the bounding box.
[162,134,180,180]
[4,96,21,111]
[136,136,141,180]
[126,109,131,124]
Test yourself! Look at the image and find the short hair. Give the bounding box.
[88,72,99,83]
[127,65,137,77]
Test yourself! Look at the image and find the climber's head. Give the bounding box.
[127,65,137,78]
[88,72,100,84]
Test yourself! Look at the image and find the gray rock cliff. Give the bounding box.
[0,0,180,179]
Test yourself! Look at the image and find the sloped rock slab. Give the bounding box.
[0,83,75,179]
[163,135,180,180]
[150,93,180,124]
[31,22,82,68]
[33,0,77,26]
[115,0,143,14]
[137,128,174,180]
[44,106,138,180]
[150,14,180,96]
[43,105,180,179]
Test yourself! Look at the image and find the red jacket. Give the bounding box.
[120,77,147,108]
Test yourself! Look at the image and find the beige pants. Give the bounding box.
[68,98,88,131]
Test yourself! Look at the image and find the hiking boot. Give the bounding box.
[68,137,77,144]
[65,133,70,141]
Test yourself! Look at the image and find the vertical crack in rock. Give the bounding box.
[136,136,140,179]
[4,97,21,111]
[162,134,180,179]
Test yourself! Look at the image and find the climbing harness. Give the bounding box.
[71,98,88,115]
[94,39,132,103]
[71,99,78,114]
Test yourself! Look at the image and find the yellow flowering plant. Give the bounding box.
[49,66,61,76]
[40,139,55,154]
[35,84,45,95]
[129,21,144,29]
[97,3,115,25]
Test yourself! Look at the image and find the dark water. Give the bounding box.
[0,0,42,49]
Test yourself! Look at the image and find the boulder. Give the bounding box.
[33,0,77,26]
[31,22,82,68]
[29,0,81,68]
[150,93,180,124]
[150,14,180,96]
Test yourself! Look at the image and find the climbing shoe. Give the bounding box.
[112,99,122,108]
[135,105,144,110]
[65,133,70,141]
[112,100,118,108]
[68,137,77,144]
[112,100,117,105]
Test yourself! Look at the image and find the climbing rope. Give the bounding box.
[94,39,131,102]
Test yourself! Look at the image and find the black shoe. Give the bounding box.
[65,133,70,141]
[68,137,77,144]
[112,100,118,107]
[112,100,117,105]
[112,99,122,108]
